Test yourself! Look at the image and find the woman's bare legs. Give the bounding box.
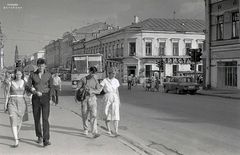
[113,120,119,135]
[10,117,19,147]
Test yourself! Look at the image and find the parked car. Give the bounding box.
[163,76,200,95]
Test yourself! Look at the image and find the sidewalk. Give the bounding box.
[0,86,164,155]
[197,87,240,100]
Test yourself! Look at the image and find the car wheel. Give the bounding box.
[190,90,196,95]
[164,87,168,93]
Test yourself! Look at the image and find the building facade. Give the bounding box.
[205,0,240,89]
[45,39,62,69]
[0,23,4,69]
[81,18,205,82]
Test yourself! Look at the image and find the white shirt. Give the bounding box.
[53,76,61,86]
[100,78,120,94]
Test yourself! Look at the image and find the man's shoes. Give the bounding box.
[92,133,100,138]
[43,141,51,147]
[36,137,43,144]
[83,130,88,135]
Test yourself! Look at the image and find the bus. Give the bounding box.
[71,53,105,89]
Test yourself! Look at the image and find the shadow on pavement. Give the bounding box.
[19,138,43,148]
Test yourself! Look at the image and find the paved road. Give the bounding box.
[119,85,240,155]
[2,81,239,155]
[59,82,240,155]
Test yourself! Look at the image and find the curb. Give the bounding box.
[197,92,240,100]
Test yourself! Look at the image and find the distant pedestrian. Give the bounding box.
[127,74,133,90]
[75,66,101,138]
[27,58,53,147]
[98,68,120,136]
[4,69,29,147]
[2,71,12,99]
[52,72,62,105]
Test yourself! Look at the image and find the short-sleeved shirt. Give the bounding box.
[78,76,100,97]
[53,76,61,86]
[100,78,120,94]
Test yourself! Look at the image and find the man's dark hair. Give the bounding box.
[89,66,97,73]
[37,58,46,65]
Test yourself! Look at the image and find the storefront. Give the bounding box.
[217,61,238,88]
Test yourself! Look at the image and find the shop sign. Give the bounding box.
[162,58,191,64]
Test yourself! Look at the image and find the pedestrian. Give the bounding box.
[75,66,101,138]
[2,71,12,99]
[52,72,62,105]
[26,58,53,147]
[4,68,29,147]
[23,71,32,105]
[127,74,133,90]
[98,68,120,136]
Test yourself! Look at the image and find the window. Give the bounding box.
[172,65,178,76]
[173,42,179,56]
[232,12,239,38]
[224,62,237,87]
[159,42,165,56]
[145,65,152,77]
[217,15,224,40]
[116,44,119,57]
[185,43,191,55]
[120,43,124,57]
[112,45,115,57]
[129,42,136,56]
[198,65,202,72]
[146,42,152,56]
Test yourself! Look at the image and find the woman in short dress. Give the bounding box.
[4,69,28,147]
[99,68,120,136]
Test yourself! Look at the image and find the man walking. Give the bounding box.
[52,72,61,105]
[27,58,53,147]
[76,66,101,138]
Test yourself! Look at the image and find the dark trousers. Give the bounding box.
[127,81,132,90]
[32,93,50,142]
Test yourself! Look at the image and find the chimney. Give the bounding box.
[133,16,139,24]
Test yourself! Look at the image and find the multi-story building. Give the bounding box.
[45,22,114,71]
[82,17,205,82]
[205,0,240,89]
[45,39,62,69]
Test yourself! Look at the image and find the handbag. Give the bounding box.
[76,78,88,102]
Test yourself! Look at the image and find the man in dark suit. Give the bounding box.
[27,58,53,147]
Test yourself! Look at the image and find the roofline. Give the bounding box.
[72,53,103,57]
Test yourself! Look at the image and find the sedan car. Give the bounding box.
[163,76,200,94]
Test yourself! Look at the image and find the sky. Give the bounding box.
[0,0,205,66]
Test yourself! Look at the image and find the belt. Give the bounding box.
[10,95,24,97]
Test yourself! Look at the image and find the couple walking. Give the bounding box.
[76,66,120,138]
[4,58,53,147]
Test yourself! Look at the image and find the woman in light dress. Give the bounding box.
[99,68,120,136]
[4,69,28,147]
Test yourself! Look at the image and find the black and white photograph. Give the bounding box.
[0,0,240,154]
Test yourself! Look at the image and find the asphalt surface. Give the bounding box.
[1,81,240,155]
